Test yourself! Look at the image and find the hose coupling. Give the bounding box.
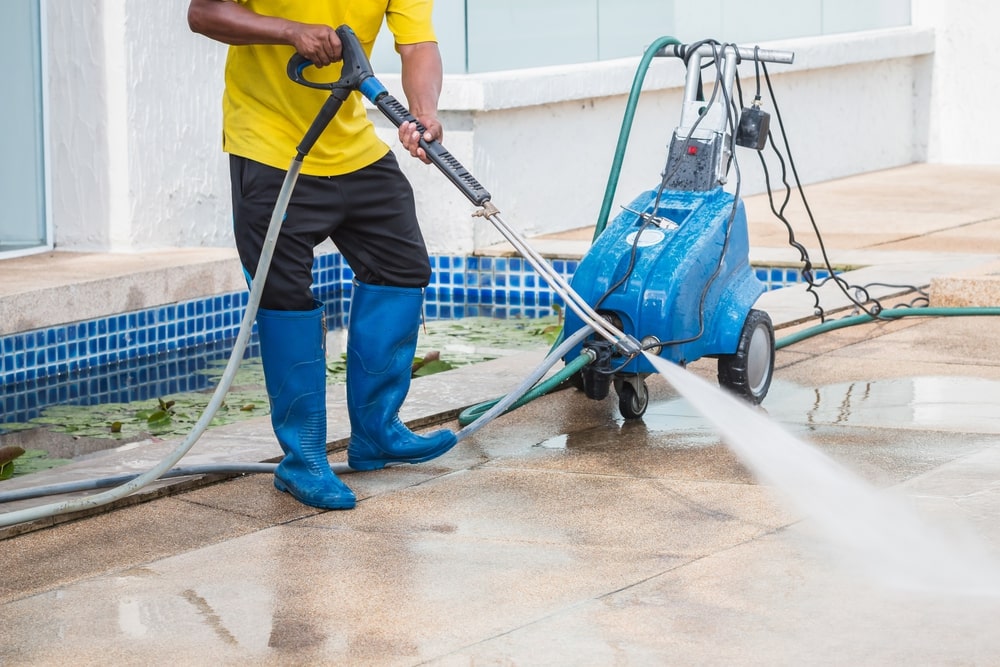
[473,201,501,218]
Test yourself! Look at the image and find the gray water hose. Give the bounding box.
[2,326,595,504]
[456,324,596,440]
[0,464,278,503]
[0,27,377,528]
[3,330,598,503]
[0,160,304,529]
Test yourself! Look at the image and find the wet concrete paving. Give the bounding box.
[4,311,1000,665]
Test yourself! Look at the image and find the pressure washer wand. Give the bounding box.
[364,82,641,355]
[291,26,641,357]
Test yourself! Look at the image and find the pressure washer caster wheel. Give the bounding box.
[614,374,649,420]
[717,308,775,405]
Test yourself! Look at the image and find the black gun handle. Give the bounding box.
[287,53,327,90]
[287,25,375,92]
[374,93,492,207]
[296,88,351,158]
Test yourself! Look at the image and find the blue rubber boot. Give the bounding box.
[346,282,457,471]
[257,302,356,509]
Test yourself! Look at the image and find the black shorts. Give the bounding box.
[230,152,432,311]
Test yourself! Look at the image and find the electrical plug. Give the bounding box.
[736,98,770,151]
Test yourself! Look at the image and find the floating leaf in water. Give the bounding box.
[0,422,34,435]
[413,359,455,377]
[0,445,26,465]
[0,446,25,480]
[326,353,348,383]
[8,449,71,477]
[411,350,446,376]
[146,410,172,427]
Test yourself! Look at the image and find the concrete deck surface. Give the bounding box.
[2,164,1000,665]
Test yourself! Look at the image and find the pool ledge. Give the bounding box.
[0,248,244,337]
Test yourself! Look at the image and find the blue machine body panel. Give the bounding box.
[563,186,764,374]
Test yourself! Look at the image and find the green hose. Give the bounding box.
[776,306,1000,350]
[457,352,593,426]
[594,35,681,241]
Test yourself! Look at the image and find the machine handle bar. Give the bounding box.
[656,42,794,65]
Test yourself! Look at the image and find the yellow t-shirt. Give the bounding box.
[222,0,436,176]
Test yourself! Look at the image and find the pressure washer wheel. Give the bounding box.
[717,308,775,405]
[614,374,649,420]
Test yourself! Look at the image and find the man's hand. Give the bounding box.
[188,0,341,66]
[286,23,342,67]
[399,116,443,164]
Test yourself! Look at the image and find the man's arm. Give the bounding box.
[187,0,342,66]
[397,41,444,164]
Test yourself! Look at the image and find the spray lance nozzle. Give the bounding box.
[613,335,643,357]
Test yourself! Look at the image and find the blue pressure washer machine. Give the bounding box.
[562,42,794,419]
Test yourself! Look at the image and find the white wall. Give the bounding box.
[381,27,934,252]
[45,0,112,250]
[912,0,1000,164]
[46,0,231,252]
[40,1,998,258]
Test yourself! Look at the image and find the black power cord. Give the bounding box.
[737,60,926,321]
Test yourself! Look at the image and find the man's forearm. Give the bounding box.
[188,0,342,65]
[399,42,443,123]
[188,0,296,45]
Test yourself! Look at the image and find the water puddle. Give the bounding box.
[643,352,1000,596]
[763,376,1000,433]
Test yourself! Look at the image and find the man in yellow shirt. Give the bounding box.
[188,0,456,510]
